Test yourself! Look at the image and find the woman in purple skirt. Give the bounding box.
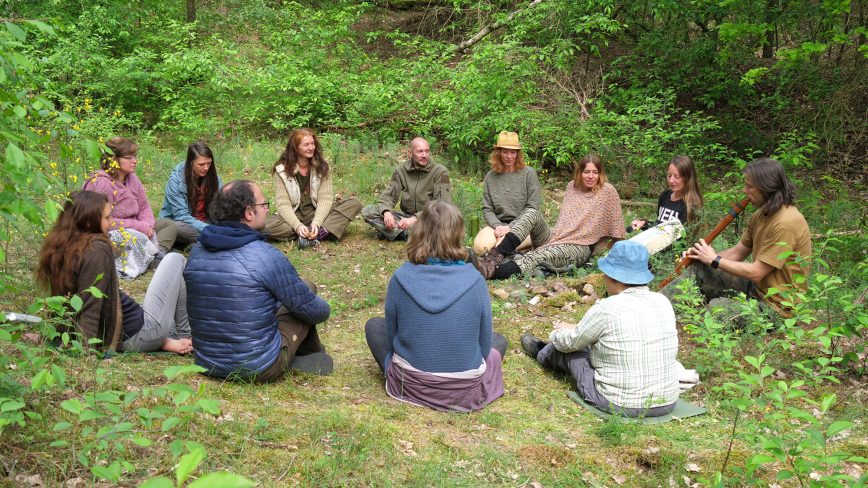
[365,200,507,412]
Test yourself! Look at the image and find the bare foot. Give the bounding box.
[161,337,193,355]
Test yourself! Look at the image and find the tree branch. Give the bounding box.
[453,0,547,53]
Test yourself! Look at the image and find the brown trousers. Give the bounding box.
[254,281,326,383]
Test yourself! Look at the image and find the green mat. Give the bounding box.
[566,391,707,424]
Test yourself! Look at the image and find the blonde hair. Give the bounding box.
[406,201,469,264]
[669,155,704,222]
[488,147,526,173]
[572,154,607,192]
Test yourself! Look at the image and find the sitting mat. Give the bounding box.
[566,391,707,424]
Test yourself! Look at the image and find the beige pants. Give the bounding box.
[472,226,532,255]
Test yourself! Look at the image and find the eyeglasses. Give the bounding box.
[253,201,270,210]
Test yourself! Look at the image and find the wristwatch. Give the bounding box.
[711,255,722,269]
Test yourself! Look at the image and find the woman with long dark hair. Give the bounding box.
[158,142,222,244]
[479,154,626,280]
[37,191,192,353]
[365,201,507,412]
[264,129,361,248]
[84,137,177,277]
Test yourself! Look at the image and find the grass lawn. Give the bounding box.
[1,136,865,487]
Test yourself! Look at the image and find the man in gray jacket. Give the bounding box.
[361,137,452,241]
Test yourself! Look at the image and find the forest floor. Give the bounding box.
[1,138,865,487]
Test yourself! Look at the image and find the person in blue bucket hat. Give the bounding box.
[520,240,680,418]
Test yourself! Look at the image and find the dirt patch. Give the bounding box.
[517,444,576,468]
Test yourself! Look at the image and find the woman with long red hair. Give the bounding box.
[265,128,362,248]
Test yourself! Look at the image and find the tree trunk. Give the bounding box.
[186,0,196,23]
[762,0,775,58]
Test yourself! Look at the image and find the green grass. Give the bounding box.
[1,137,865,486]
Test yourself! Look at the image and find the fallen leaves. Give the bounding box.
[398,439,417,457]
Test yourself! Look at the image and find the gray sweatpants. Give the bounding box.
[121,253,191,352]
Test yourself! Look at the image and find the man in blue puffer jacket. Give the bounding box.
[184,179,333,381]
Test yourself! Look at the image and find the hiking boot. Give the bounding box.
[290,352,334,375]
[477,249,504,279]
[297,237,320,249]
[520,333,545,360]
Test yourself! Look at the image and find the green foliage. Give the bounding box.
[670,236,867,485]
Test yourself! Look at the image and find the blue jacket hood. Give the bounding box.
[199,222,265,251]
[392,262,483,314]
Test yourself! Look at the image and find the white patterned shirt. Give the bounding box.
[549,286,679,409]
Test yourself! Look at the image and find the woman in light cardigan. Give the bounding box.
[265,128,361,248]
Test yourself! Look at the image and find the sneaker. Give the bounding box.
[520,333,545,360]
[147,256,162,271]
[290,352,334,375]
[297,237,320,249]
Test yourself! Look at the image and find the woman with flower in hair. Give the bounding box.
[37,191,192,354]
[84,137,176,277]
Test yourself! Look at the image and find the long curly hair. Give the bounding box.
[669,155,704,222]
[272,128,330,180]
[184,141,219,220]
[37,191,111,295]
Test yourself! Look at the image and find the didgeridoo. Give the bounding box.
[657,198,750,290]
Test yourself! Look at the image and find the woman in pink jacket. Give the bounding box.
[84,137,177,277]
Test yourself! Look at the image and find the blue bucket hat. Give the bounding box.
[598,241,654,285]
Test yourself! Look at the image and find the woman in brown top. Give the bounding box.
[37,191,192,354]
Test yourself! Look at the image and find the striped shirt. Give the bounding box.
[549,286,679,409]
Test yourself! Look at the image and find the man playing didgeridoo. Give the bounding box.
[662,157,811,319]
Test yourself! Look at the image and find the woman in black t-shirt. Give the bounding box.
[630,155,704,232]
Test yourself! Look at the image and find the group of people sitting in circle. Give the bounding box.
[35,129,811,416]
